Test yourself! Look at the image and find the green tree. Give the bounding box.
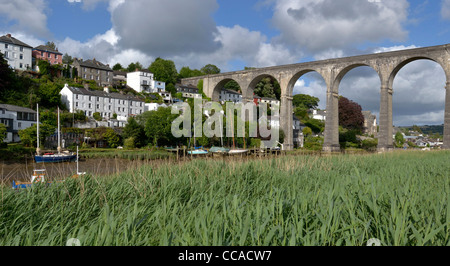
[223,80,241,92]
[395,131,405,148]
[178,67,203,79]
[122,117,146,148]
[148,58,178,85]
[201,64,221,75]
[127,62,143,72]
[104,128,121,148]
[254,77,276,99]
[46,41,57,50]
[293,94,320,109]
[18,123,56,147]
[144,107,178,146]
[112,63,124,71]
[93,112,102,121]
[62,53,73,65]
[303,127,313,137]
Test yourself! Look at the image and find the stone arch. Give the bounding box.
[333,63,381,93]
[388,56,448,88]
[211,78,243,102]
[247,73,281,100]
[286,69,329,96]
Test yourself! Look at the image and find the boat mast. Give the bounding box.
[57,106,61,154]
[36,104,40,156]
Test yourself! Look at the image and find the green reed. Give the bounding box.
[0,151,449,246]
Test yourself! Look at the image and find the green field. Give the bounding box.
[1,151,449,246]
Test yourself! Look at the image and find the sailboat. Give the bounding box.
[34,106,77,163]
[187,111,208,156]
[13,146,84,189]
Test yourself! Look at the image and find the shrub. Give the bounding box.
[124,137,136,150]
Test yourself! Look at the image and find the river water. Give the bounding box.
[0,157,158,184]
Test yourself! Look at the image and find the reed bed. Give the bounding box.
[0,150,449,246]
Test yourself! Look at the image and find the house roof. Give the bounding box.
[223,89,242,95]
[0,104,36,113]
[74,58,112,71]
[33,45,63,55]
[0,34,32,49]
[62,85,144,102]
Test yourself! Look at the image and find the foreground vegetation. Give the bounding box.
[1,151,449,246]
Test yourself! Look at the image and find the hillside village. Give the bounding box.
[0,34,444,150]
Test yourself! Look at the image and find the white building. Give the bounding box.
[0,104,37,143]
[310,110,327,121]
[144,103,168,112]
[0,34,33,71]
[127,70,166,93]
[260,97,280,107]
[60,84,145,127]
[219,89,242,103]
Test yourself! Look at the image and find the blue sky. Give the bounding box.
[1,0,450,126]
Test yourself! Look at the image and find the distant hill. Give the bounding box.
[399,125,444,136]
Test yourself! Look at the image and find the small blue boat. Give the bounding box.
[34,153,78,163]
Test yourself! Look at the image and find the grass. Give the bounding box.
[0,150,449,246]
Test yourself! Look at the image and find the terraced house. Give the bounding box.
[72,58,113,87]
[32,44,63,66]
[0,34,32,71]
[0,104,37,143]
[60,84,145,127]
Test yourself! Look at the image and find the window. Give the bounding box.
[75,102,79,107]
[48,53,51,58]
[97,104,100,109]
[89,96,92,101]
[20,54,23,60]
[97,97,100,101]
[20,47,23,52]
[55,55,58,59]
[20,63,23,68]
[89,104,92,108]
[4,51,8,58]
[18,122,21,129]
[5,44,8,49]
[41,51,44,57]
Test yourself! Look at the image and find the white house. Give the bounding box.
[127,70,166,93]
[0,104,37,143]
[260,97,280,108]
[144,103,168,112]
[219,89,242,103]
[0,34,33,71]
[311,110,327,121]
[60,84,145,127]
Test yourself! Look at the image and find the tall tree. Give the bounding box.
[201,64,220,75]
[144,107,178,146]
[46,41,57,50]
[122,117,146,148]
[338,96,364,133]
[127,62,143,72]
[148,58,178,85]
[112,63,124,71]
[62,53,73,65]
[293,94,320,109]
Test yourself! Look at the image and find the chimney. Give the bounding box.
[6,34,11,38]
[104,87,110,93]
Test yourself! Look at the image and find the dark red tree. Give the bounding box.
[338,96,364,133]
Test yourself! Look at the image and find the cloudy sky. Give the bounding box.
[1,0,450,126]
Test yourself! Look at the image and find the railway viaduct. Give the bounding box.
[181,44,450,152]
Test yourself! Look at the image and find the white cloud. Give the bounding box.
[270,0,409,58]
[0,0,50,38]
